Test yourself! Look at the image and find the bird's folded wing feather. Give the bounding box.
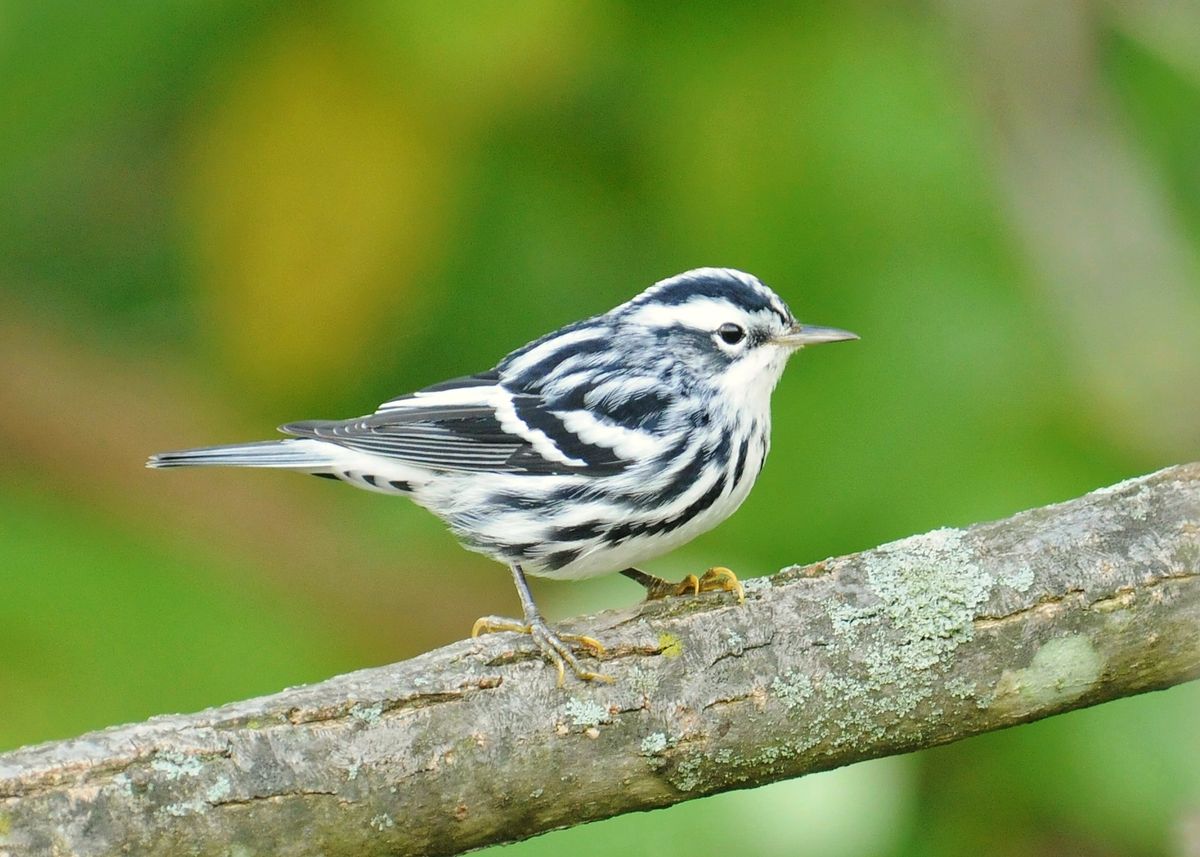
[281,373,639,475]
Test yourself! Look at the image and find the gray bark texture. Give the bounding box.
[3,464,1199,857]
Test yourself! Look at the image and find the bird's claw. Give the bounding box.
[472,616,613,686]
[632,565,745,604]
[698,566,745,603]
[641,572,700,600]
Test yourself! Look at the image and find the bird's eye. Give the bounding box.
[717,323,746,345]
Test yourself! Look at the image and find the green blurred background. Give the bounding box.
[2,2,1199,855]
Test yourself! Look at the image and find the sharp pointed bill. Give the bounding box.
[148,267,857,580]
[772,324,860,348]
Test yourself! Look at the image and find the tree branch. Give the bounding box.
[3,465,1199,857]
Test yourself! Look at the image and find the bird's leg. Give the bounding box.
[621,566,745,604]
[620,567,699,599]
[472,564,613,686]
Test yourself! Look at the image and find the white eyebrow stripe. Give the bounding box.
[622,297,748,331]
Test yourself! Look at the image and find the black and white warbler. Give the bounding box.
[149,268,857,683]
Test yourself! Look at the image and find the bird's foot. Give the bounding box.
[471,616,613,686]
[623,566,746,604]
[697,566,746,602]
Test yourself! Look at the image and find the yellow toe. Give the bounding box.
[698,566,746,603]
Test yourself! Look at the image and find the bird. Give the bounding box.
[148,268,857,684]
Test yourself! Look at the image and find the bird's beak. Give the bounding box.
[773,324,859,349]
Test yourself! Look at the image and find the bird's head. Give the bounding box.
[615,268,857,410]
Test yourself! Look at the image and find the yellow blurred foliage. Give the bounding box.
[182,18,451,396]
[350,0,606,124]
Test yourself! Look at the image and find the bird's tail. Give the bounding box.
[147,439,335,470]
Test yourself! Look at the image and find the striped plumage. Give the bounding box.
[150,268,856,681]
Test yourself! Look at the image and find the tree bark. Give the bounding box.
[2,464,1198,857]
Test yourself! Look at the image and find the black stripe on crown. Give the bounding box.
[633,269,791,327]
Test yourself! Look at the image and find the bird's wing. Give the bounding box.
[281,373,632,475]
[285,311,683,477]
